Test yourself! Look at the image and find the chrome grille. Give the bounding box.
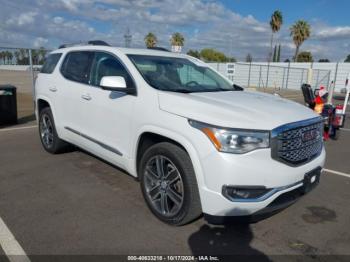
[271,118,323,166]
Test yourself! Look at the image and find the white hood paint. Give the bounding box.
[158,90,318,130]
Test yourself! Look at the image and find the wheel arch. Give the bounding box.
[36,95,53,116]
[37,98,50,113]
[132,127,206,193]
[35,96,61,135]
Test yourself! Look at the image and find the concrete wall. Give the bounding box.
[0,65,41,71]
[208,62,350,91]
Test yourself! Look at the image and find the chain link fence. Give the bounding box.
[0,47,52,94]
[0,46,53,122]
[0,46,348,102]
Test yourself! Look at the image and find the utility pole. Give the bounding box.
[124,27,132,48]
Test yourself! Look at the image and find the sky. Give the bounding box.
[0,0,349,61]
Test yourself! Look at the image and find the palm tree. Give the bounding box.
[38,47,48,64]
[144,32,157,48]
[269,10,283,62]
[290,20,311,62]
[14,50,20,65]
[170,32,184,52]
[4,51,10,65]
[7,52,13,65]
[31,49,39,65]
[19,49,28,65]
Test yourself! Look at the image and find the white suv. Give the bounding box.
[35,42,325,225]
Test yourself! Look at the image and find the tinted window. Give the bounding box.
[61,51,93,84]
[40,53,62,74]
[128,55,233,93]
[89,52,134,87]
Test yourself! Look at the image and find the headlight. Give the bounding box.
[189,120,270,154]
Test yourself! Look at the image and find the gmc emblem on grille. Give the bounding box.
[301,129,320,142]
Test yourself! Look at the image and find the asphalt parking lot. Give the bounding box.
[0,90,350,261]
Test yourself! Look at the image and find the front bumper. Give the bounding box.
[204,167,321,224]
[197,146,326,217]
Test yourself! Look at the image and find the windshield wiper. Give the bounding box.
[160,88,193,93]
[233,84,244,91]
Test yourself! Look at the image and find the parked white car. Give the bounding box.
[35,42,325,225]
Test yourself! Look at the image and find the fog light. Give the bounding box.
[222,186,271,201]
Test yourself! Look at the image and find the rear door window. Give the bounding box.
[60,51,94,84]
[40,53,62,74]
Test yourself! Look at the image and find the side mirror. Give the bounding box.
[100,76,136,95]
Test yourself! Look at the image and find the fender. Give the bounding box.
[35,95,63,138]
[131,125,208,196]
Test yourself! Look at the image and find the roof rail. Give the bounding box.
[87,40,110,46]
[58,40,110,49]
[147,47,170,52]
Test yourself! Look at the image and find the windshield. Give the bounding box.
[128,55,235,93]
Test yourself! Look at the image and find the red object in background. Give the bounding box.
[333,104,345,127]
[315,96,323,104]
[323,130,329,140]
[314,87,326,114]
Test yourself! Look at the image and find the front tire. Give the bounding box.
[39,107,70,154]
[139,142,202,226]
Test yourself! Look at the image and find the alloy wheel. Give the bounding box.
[143,155,184,217]
[40,114,54,149]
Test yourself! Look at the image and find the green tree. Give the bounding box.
[187,49,200,58]
[7,52,13,64]
[277,44,281,62]
[170,32,185,47]
[272,45,277,62]
[0,51,5,64]
[2,51,7,64]
[296,51,313,62]
[38,47,48,64]
[31,49,39,65]
[318,58,330,62]
[228,57,237,62]
[14,50,20,65]
[269,10,283,62]
[14,49,29,65]
[246,53,253,62]
[144,32,157,48]
[3,51,12,65]
[344,54,350,62]
[200,48,229,62]
[290,20,311,62]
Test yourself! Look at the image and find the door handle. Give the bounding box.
[49,87,57,92]
[81,94,92,101]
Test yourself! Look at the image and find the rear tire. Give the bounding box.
[39,107,70,154]
[139,142,202,226]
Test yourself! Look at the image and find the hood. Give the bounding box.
[158,90,318,130]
